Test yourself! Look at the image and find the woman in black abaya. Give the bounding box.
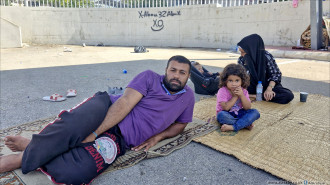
[237,34,294,104]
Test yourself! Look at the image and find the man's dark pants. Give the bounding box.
[21,92,126,185]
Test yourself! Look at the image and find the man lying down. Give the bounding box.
[0,55,195,185]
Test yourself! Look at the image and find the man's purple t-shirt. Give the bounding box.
[110,70,195,148]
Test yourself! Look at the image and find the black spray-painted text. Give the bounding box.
[138,10,181,31]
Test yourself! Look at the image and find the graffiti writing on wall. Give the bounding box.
[138,10,181,31]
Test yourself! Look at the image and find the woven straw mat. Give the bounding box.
[193,92,329,184]
[0,117,216,185]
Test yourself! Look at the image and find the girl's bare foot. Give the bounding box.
[4,136,31,152]
[245,123,254,130]
[0,152,23,173]
[220,124,234,132]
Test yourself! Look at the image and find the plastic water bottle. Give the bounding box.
[256,81,263,101]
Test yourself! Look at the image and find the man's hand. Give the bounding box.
[131,135,162,152]
[264,88,276,101]
[82,133,96,143]
[131,122,188,152]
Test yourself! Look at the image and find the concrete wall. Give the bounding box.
[0,18,22,48]
[0,0,329,48]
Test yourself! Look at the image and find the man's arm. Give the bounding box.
[82,87,143,143]
[131,122,188,152]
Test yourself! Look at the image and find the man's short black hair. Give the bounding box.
[166,55,191,73]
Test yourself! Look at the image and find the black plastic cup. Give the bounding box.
[300,92,308,102]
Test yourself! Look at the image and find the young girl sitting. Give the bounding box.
[216,64,260,132]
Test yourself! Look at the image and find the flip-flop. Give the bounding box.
[43,94,66,102]
[66,89,77,97]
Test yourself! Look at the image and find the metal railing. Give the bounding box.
[0,0,290,8]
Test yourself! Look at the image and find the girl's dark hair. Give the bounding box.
[219,64,250,89]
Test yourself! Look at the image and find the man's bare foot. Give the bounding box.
[220,124,234,132]
[245,123,254,130]
[0,153,23,173]
[4,136,31,152]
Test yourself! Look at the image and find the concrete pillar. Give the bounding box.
[310,0,323,50]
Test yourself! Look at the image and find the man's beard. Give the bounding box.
[163,76,186,93]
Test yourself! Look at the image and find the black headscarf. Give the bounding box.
[237,34,267,94]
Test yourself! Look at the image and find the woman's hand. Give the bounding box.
[264,87,276,101]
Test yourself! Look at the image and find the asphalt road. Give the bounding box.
[0,45,329,185]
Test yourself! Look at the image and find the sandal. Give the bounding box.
[66,89,77,97]
[43,94,66,102]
